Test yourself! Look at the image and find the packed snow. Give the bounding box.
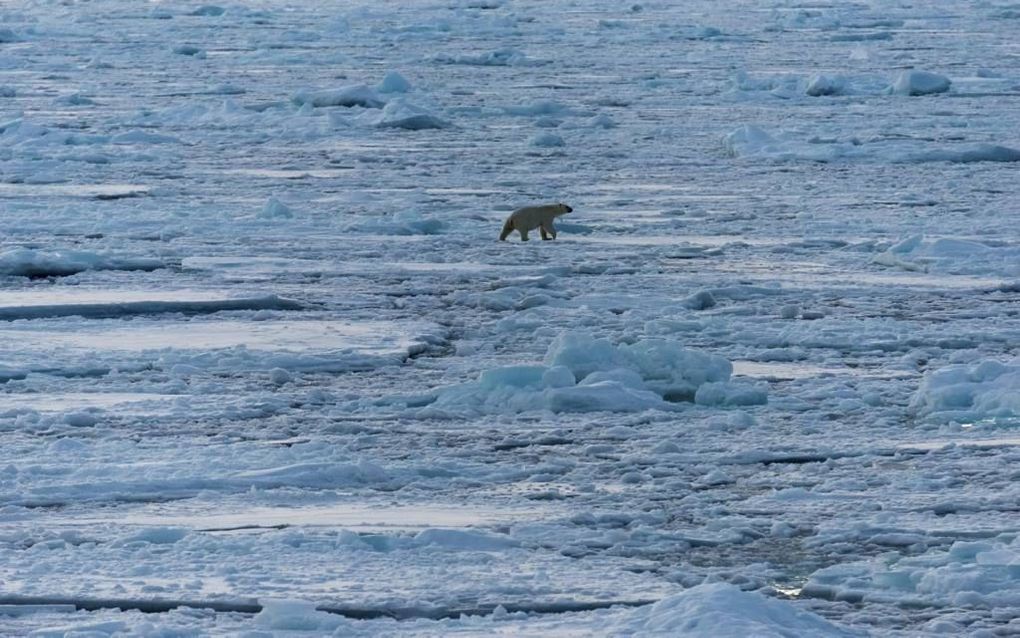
[0,0,1018,636]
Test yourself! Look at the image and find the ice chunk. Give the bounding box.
[901,144,1020,163]
[232,460,388,489]
[479,365,547,389]
[412,528,518,551]
[373,99,450,130]
[114,526,188,545]
[504,101,567,117]
[349,210,446,235]
[255,599,343,632]
[0,248,163,278]
[805,537,1020,610]
[890,71,951,96]
[377,71,412,94]
[547,382,668,413]
[614,583,858,636]
[53,93,96,106]
[723,125,852,162]
[258,196,294,219]
[873,235,1020,277]
[723,125,780,157]
[544,332,627,380]
[269,368,292,385]
[292,84,385,108]
[542,365,575,388]
[190,5,225,17]
[682,290,716,310]
[530,132,565,147]
[172,44,206,57]
[420,331,747,415]
[434,49,540,66]
[805,74,847,96]
[111,130,181,144]
[694,381,768,406]
[910,359,1020,421]
[63,412,100,427]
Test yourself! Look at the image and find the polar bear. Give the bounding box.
[499,203,573,241]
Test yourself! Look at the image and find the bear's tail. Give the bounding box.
[499,218,514,241]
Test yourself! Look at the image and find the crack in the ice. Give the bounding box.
[0,595,657,621]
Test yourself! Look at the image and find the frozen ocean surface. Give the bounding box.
[0,0,1018,635]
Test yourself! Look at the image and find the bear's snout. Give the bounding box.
[564,205,573,213]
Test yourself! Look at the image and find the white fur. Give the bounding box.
[500,203,573,241]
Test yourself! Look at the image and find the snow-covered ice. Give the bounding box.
[1,0,1018,635]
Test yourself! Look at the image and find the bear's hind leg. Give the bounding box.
[519,227,530,241]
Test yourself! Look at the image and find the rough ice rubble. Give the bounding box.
[432,49,543,66]
[250,584,859,636]
[416,332,764,416]
[290,78,448,130]
[5,458,395,507]
[805,537,1020,611]
[873,235,1020,277]
[910,359,1020,422]
[724,125,1020,164]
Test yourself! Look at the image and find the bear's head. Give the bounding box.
[558,203,573,214]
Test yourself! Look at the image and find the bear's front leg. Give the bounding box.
[540,226,550,240]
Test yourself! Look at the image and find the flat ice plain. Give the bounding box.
[1,0,1018,635]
